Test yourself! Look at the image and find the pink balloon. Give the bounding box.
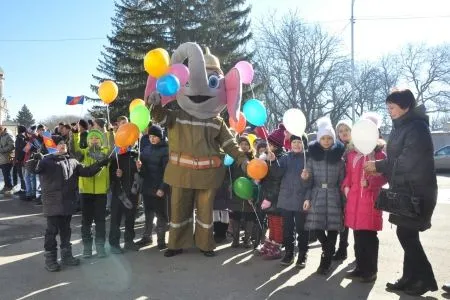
[169,64,190,86]
[144,76,157,100]
[235,61,254,84]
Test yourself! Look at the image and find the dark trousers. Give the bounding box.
[81,194,107,246]
[316,230,338,256]
[142,194,168,241]
[337,226,349,250]
[396,226,436,283]
[213,222,228,238]
[282,211,309,252]
[229,211,255,222]
[44,215,72,252]
[12,164,25,190]
[354,230,379,276]
[0,163,13,189]
[109,193,137,247]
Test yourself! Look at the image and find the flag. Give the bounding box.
[42,132,57,152]
[114,146,130,155]
[66,96,85,105]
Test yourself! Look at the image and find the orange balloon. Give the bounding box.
[98,80,118,104]
[115,123,140,147]
[230,112,246,134]
[129,98,145,112]
[247,159,269,180]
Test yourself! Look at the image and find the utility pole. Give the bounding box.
[351,0,356,122]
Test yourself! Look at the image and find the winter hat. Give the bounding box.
[148,125,163,140]
[336,120,353,132]
[79,119,88,131]
[94,118,107,129]
[17,125,27,134]
[290,134,309,150]
[316,117,336,141]
[87,129,104,144]
[267,124,285,148]
[238,135,250,145]
[361,112,382,129]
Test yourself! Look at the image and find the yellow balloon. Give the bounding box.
[144,48,170,78]
[129,98,145,112]
[98,80,118,104]
[248,134,257,148]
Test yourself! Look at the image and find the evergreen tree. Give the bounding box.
[14,104,35,127]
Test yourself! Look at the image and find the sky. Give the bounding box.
[1,0,450,123]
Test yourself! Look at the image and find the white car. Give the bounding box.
[434,145,450,171]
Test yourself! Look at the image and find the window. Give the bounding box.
[435,146,450,156]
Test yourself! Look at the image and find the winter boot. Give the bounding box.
[156,227,167,250]
[316,252,332,275]
[124,242,140,252]
[231,220,241,248]
[280,246,295,266]
[136,236,152,247]
[263,240,282,260]
[332,247,347,261]
[296,251,307,269]
[82,242,92,258]
[254,240,269,256]
[61,247,80,266]
[96,243,107,258]
[44,251,61,272]
[242,221,254,248]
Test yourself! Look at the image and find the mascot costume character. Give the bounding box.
[146,42,248,257]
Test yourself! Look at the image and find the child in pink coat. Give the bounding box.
[342,116,387,283]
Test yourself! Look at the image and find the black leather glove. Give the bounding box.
[33,153,44,161]
[97,157,110,167]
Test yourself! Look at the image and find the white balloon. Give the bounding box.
[352,119,379,155]
[283,109,307,137]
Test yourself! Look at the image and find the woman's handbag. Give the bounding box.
[374,161,421,218]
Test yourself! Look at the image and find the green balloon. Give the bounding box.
[130,105,151,132]
[233,177,254,200]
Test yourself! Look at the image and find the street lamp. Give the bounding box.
[351,0,356,121]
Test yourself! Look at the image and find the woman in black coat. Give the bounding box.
[365,89,438,296]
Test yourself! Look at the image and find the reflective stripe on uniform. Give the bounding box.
[196,218,213,229]
[169,218,193,228]
[175,118,221,130]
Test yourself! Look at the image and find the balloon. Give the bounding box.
[283,109,307,137]
[144,48,170,78]
[233,177,254,200]
[352,119,379,155]
[169,64,190,86]
[247,159,268,180]
[235,61,254,84]
[229,112,246,134]
[156,74,180,96]
[243,99,267,126]
[98,80,118,104]
[247,134,257,147]
[129,98,145,112]
[130,105,151,132]
[254,126,268,140]
[224,154,234,166]
[115,123,140,147]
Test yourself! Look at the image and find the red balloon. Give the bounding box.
[254,126,268,139]
[230,112,247,134]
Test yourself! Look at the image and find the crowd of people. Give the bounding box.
[0,88,447,296]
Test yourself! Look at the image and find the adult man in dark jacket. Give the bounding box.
[26,135,109,272]
[0,126,15,193]
[13,125,27,193]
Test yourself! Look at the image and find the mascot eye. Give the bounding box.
[208,75,220,89]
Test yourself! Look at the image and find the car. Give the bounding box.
[434,145,450,171]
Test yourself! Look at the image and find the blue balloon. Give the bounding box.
[156,74,180,96]
[243,99,267,126]
[224,154,234,166]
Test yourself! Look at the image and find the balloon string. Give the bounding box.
[228,167,233,200]
[263,125,279,167]
[250,83,255,99]
[249,201,264,232]
[360,155,366,199]
[138,135,141,161]
[303,149,307,169]
[115,151,120,169]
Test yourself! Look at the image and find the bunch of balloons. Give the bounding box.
[144,48,189,97]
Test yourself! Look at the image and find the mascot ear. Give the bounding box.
[225,68,242,123]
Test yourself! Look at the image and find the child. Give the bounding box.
[333,119,353,261]
[258,125,287,259]
[277,134,310,268]
[213,166,231,244]
[71,129,113,258]
[26,136,108,271]
[302,117,345,275]
[230,136,256,248]
[342,114,387,283]
[136,125,169,249]
[109,145,140,254]
[256,141,267,158]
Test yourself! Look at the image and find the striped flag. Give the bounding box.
[66,96,85,105]
[42,132,57,153]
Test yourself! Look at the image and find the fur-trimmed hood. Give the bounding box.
[308,140,345,163]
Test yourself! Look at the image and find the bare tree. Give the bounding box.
[39,114,91,132]
[430,112,450,131]
[253,12,348,131]
[399,43,450,112]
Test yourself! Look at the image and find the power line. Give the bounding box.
[0,37,107,42]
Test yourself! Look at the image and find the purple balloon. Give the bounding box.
[169,64,190,86]
[235,61,254,84]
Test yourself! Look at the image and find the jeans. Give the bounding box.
[282,210,309,252]
[0,163,13,189]
[12,164,25,190]
[24,168,37,197]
